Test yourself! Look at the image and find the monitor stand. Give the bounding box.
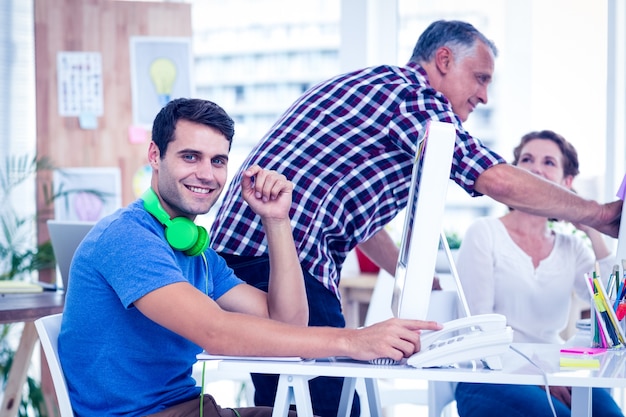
[439,230,471,318]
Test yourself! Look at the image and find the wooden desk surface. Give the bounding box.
[340,273,378,290]
[0,292,65,324]
[0,291,65,417]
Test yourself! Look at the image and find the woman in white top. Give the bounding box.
[454,130,623,417]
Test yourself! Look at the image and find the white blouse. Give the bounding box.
[456,217,614,344]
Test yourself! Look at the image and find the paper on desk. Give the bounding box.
[0,281,44,294]
[197,352,303,362]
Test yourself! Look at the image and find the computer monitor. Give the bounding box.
[391,121,456,320]
[47,220,95,290]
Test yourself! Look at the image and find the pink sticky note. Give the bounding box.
[560,347,607,356]
[128,126,148,144]
[617,173,626,200]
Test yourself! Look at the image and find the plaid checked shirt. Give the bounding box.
[210,62,505,299]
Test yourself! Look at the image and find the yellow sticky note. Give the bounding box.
[559,357,600,369]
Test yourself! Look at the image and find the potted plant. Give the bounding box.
[1,154,112,416]
[1,155,56,416]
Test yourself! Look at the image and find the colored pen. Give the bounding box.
[595,276,626,346]
[616,264,621,298]
[586,274,608,348]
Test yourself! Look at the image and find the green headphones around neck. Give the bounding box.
[141,188,209,257]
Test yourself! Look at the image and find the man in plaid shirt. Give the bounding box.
[211,20,622,417]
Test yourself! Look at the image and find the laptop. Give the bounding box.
[47,220,95,290]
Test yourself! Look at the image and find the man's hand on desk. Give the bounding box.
[344,318,442,362]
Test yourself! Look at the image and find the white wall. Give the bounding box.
[501,1,608,201]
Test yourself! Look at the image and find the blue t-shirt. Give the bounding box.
[59,200,243,416]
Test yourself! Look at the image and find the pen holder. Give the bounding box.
[590,297,626,349]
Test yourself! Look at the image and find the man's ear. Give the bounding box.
[147,141,160,169]
[434,46,453,74]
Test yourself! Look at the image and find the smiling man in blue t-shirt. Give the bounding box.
[59,98,442,417]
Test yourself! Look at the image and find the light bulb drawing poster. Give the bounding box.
[130,37,193,128]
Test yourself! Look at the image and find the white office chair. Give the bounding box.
[34,312,253,417]
[34,313,74,417]
[359,270,457,417]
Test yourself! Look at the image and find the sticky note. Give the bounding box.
[560,357,600,369]
[560,347,606,356]
[79,112,98,130]
[129,126,148,144]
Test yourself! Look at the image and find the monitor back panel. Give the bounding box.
[47,220,95,290]
[391,121,456,320]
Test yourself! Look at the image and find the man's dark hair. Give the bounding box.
[410,20,498,64]
[151,98,235,157]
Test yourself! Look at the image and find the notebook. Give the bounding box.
[0,281,44,293]
[47,220,95,290]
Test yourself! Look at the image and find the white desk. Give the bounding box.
[208,343,626,417]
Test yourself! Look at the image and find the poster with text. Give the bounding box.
[57,51,103,117]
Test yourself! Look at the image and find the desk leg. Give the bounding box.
[363,378,383,417]
[338,377,383,417]
[0,322,39,417]
[271,374,315,417]
[338,377,356,415]
[571,386,592,417]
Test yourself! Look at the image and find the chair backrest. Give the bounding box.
[34,313,74,417]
